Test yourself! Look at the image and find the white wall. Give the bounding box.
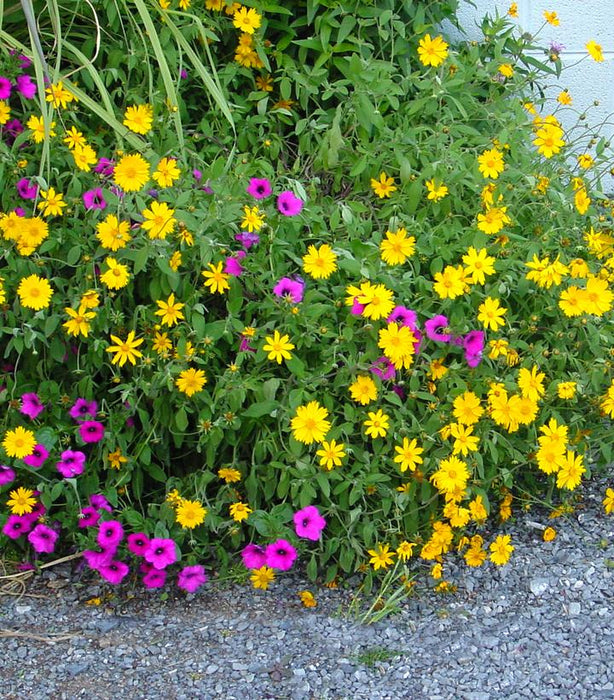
[449,0,614,189]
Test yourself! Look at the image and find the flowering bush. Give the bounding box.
[2,3,614,600]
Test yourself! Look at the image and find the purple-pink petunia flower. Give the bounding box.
[56,450,86,478]
[293,505,326,541]
[2,514,33,539]
[97,520,124,549]
[82,548,114,571]
[143,568,167,589]
[83,187,107,211]
[264,539,298,571]
[0,76,11,99]
[15,74,36,99]
[387,306,418,329]
[192,168,202,182]
[22,502,46,526]
[246,177,272,200]
[127,532,150,557]
[273,277,305,304]
[370,356,396,381]
[177,565,207,593]
[425,315,452,343]
[277,191,304,217]
[463,330,485,368]
[224,253,245,277]
[350,297,366,315]
[69,398,98,421]
[0,464,16,486]
[17,177,38,200]
[79,420,105,443]
[90,494,112,512]
[28,524,58,554]
[23,443,49,468]
[235,231,260,249]
[99,560,130,585]
[180,68,188,80]
[94,158,115,177]
[14,207,26,217]
[4,118,24,144]
[143,538,177,570]
[241,543,267,570]
[78,506,101,529]
[20,392,44,420]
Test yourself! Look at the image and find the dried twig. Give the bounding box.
[0,628,80,644]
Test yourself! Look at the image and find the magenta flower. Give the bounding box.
[425,315,452,343]
[127,532,150,556]
[277,191,304,217]
[99,560,130,585]
[177,565,207,593]
[241,543,267,569]
[0,76,11,99]
[235,231,260,249]
[69,398,98,421]
[247,177,272,200]
[83,187,107,211]
[20,392,44,420]
[370,356,396,381]
[17,178,38,200]
[192,168,202,182]
[293,505,326,541]
[78,506,100,529]
[82,548,114,571]
[350,297,366,315]
[90,494,112,512]
[94,158,115,177]
[22,502,46,526]
[264,539,298,571]
[23,443,49,469]
[97,520,124,549]
[387,306,418,329]
[28,524,58,554]
[143,568,167,589]
[224,254,244,277]
[0,464,16,486]
[79,420,105,443]
[273,277,305,304]
[5,118,24,144]
[56,450,86,478]
[15,74,36,99]
[463,330,485,368]
[143,538,177,570]
[2,514,33,540]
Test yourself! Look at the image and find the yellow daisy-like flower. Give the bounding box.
[176,368,207,397]
[100,257,131,290]
[241,205,265,232]
[229,501,253,522]
[450,423,480,456]
[489,534,514,565]
[358,283,395,321]
[80,290,100,309]
[433,264,469,299]
[370,171,397,198]
[368,543,395,570]
[141,200,176,240]
[378,322,417,370]
[302,244,337,279]
[107,448,128,470]
[175,499,207,529]
[37,187,66,217]
[586,40,604,62]
[543,526,557,542]
[557,381,577,399]
[232,6,262,34]
[453,391,484,425]
[169,251,182,272]
[105,331,144,367]
[251,566,275,590]
[113,153,150,192]
[17,274,53,310]
[462,247,495,285]
[431,455,470,495]
[63,126,86,149]
[218,467,242,483]
[0,100,10,125]
[202,262,231,294]
[291,401,331,444]
[394,437,424,472]
[518,365,545,402]
[417,34,449,67]
[364,409,390,439]
[27,115,56,143]
[603,488,614,515]
[316,439,346,470]
[349,375,378,405]
[477,206,510,235]
[262,330,295,364]
[477,296,507,331]
[96,214,132,251]
[396,541,416,562]
[298,590,317,608]
[7,486,37,515]
[3,426,37,459]
[533,121,565,158]
[72,143,97,172]
[123,104,153,135]
[45,81,75,109]
[380,228,416,265]
[425,180,448,201]
[477,147,504,179]
[152,331,172,355]
[556,451,585,490]
[63,305,96,338]
[557,90,572,106]
[155,293,185,327]
[543,11,559,26]
[152,157,181,188]
[499,63,514,78]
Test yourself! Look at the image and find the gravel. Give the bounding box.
[2,477,614,699]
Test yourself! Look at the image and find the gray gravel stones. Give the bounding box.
[2,477,614,699]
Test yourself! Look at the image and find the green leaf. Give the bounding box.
[175,407,188,432]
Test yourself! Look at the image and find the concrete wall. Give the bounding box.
[448,0,614,188]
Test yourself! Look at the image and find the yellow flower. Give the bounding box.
[425,180,448,201]
[575,187,591,215]
[464,546,487,567]
[229,501,252,522]
[431,455,469,495]
[556,451,585,490]
[417,34,449,67]
[533,121,565,158]
[428,358,448,380]
[232,6,262,34]
[370,171,397,198]
[543,526,557,542]
[453,391,484,425]
[349,376,378,405]
[477,147,504,179]
[123,104,153,134]
[100,257,130,290]
[518,365,545,402]
[3,427,37,459]
[450,423,479,456]
[202,261,230,294]
[63,305,96,337]
[218,467,242,483]
[396,541,416,562]
[7,487,37,515]
[113,153,150,192]
[106,331,144,367]
[367,543,395,570]
[586,40,604,62]
[255,74,273,92]
[169,251,182,271]
[176,368,207,397]
[0,100,10,125]
[557,90,572,106]
[298,590,317,608]
[603,488,614,515]
[358,283,395,321]
[141,200,176,240]
[380,228,415,265]
[17,274,53,310]
[155,293,185,327]
[302,244,338,279]
[37,187,66,217]
[262,330,295,364]
[291,401,331,444]
[543,10,559,25]
[463,247,495,285]
[433,264,469,299]
[27,115,56,143]
[107,448,128,470]
[394,437,424,472]
[63,126,86,149]
[477,206,510,234]
[72,143,97,171]
[96,214,132,251]
[557,381,577,399]
[489,534,514,565]
[251,566,275,590]
[45,81,75,109]
[578,153,594,169]
[176,499,207,529]
[364,409,390,439]
[316,440,346,470]
[153,157,181,188]
[499,63,514,78]
[241,205,265,232]
[477,296,507,331]
[507,3,518,18]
